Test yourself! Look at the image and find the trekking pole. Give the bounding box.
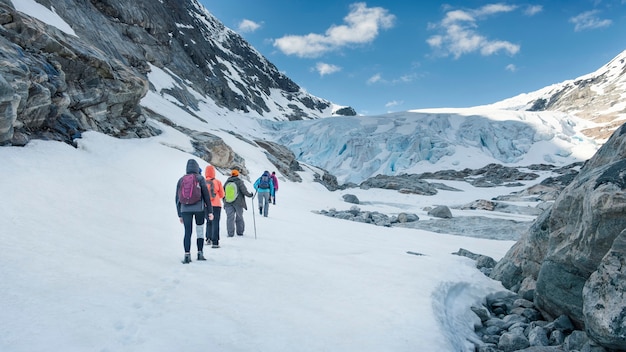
[251,192,257,239]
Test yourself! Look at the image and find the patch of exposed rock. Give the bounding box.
[315,203,530,241]
[0,1,159,146]
[255,139,303,182]
[359,174,459,195]
[315,206,419,227]
[458,199,546,217]
[418,163,541,187]
[395,216,530,241]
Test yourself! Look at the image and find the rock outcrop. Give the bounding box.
[490,122,626,350]
[0,0,354,146]
[0,0,158,146]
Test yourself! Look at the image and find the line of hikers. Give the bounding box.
[175,159,278,264]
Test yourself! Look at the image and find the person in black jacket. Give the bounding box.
[223,169,253,237]
[175,159,214,264]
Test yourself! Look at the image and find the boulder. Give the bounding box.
[428,205,453,218]
[582,228,626,350]
[490,123,626,350]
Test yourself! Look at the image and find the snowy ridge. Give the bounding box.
[485,50,626,140]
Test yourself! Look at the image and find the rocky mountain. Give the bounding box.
[0,0,354,147]
[489,50,626,141]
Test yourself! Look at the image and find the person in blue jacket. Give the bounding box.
[254,170,275,217]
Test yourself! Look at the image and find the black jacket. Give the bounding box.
[175,159,213,217]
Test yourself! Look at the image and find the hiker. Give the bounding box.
[254,170,274,217]
[223,169,253,237]
[176,159,214,264]
[270,171,279,205]
[204,165,224,248]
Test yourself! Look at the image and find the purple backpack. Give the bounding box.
[178,174,202,204]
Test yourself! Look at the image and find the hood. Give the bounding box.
[186,159,200,174]
[263,171,270,176]
[205,165,216,179]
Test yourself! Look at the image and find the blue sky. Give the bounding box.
[200,1,626,115]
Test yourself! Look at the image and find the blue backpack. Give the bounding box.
[258,174,270,189]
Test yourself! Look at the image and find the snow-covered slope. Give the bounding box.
[487,50,626,141]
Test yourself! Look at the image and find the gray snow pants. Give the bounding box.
[224,203,245,236]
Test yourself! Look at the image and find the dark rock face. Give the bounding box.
[360,174,439,195]
[0,0,159,145]
[255,139,303,183]
[0,0,353,146]
[490,122,626,350]
[419,163,540,187]
[334,106,357,116]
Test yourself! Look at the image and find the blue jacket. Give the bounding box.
[253,171,275,196]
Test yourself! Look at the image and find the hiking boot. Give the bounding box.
[182,254,192,264]
[212,244,220,248]
[205,238,211,245]
[259,207,263,215]
[197,252,206,261]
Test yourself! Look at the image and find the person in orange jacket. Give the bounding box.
[204,165,225,248]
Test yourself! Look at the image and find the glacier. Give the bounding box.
[262,108,599,184]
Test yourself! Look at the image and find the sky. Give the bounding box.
[200,0,626,115]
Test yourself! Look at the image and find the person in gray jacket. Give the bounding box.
[223,169,253,237]
[176,159,214,264]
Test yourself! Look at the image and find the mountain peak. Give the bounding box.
[488,49,626,141]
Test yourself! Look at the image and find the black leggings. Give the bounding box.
[206,206,222,244]
[181,211,205,252]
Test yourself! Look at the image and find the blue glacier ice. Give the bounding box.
[261,109,597,184]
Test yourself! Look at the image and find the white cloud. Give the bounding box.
[273,2,395,58]
[367,73,383,85]
[390,73,419,84]
[524,5,543,16]
[385,100,402,108]
[314,62,342,76]
[481,41,520,56]
[505,64,517,72]
[427,4,520,59]
[474,4,518,17]
[237,19,262,33]
[367,72,419,86]
[569,10,612,32]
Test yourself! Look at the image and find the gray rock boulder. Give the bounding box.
[582,228,626,349]
[490,123,626,350]
[342,194,360,204]
[428,205,453,218]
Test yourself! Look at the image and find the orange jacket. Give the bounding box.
[204,165,225,207]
